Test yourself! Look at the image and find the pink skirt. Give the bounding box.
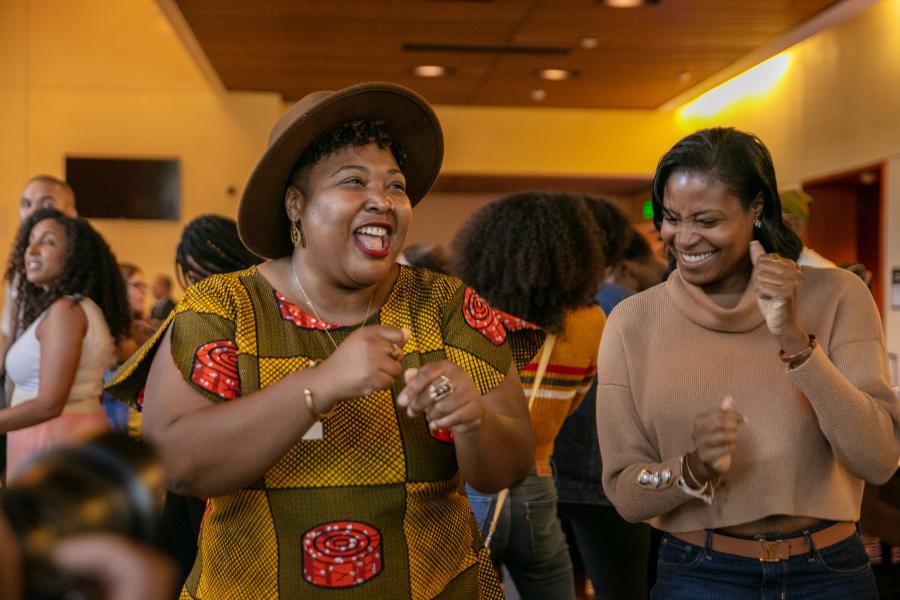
[6,410,109,482]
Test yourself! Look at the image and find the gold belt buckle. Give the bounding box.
[758,539,784,562]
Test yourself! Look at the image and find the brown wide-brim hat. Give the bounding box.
[238,82,444,259]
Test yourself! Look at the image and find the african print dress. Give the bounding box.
[108,265,540,599]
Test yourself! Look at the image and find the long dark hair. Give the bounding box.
[451,191,605,334]
[651,127,802,260]
[4,209,130,340]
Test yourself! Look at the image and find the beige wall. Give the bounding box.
[0,0,281,313]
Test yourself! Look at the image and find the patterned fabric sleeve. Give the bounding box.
[106,272,245,410]
[438,278,544,395]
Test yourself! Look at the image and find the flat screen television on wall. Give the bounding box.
[65,156,180,220]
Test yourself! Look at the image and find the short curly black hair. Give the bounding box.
[4,208,130,340]
[451,191,606,334]
[287,120,408,192]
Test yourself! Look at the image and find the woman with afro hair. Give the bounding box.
[3,208,129,479]
[452,191,607,599]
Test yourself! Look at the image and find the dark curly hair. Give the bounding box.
[175,214,263,289]
[451,191,606,334]
[581,195,631,267]
[651,127,802,260]
[288,120,408,193]
[4,208,130,340]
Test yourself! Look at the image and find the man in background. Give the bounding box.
[149,275,177,322]
[609,230,667,293]
[780,188,837,268]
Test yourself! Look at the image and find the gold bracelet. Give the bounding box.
[678,454,716,506]
[682,452,721,490]
[682,452,706,490]
[304,388,335,420]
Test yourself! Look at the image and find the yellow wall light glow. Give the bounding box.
[678,53,793,122]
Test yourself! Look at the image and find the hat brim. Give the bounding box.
[238,82,444,259]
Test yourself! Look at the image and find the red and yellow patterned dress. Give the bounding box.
[107,265,540,599]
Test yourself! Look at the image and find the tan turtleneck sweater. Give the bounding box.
[596,266,900,533]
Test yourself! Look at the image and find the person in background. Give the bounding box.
[598,127,899,599]
[108,82,536,598]
[840,262,873,289]
[2,209,129,479]
[149,275,177,322]
[610,228,668,294]
[453,191,606,600]
[2,176,79,376]
[174,214,263,289]
[119,263,147,322]
[582,197,634,315]
[398,242,451,274]
[0,176,79,476]
[115,264,155,361]
[780,188,837,268]
[553,195,656,600]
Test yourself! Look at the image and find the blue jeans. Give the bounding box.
[467,473,575,600]
[651,528,878,600]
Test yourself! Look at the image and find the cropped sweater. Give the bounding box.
[521,305,605,476]
[596,266,900,532]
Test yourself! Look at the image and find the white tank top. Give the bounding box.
[4,297,114,413]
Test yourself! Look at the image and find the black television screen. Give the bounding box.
[65,157,180,220]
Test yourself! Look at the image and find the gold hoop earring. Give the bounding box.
[290,220,305,248]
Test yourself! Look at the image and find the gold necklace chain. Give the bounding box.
[289,256,376,351]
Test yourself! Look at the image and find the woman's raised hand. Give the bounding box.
[396,361,485,433]
[690,396,745,481]
[314,325,410,404]
[749,240,802,336]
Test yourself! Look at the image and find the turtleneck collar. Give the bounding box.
[666,268,766,333]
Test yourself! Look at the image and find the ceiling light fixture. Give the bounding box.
[411,65,453,78]
[536,68,579,81]
[530,89,547,102]
[579,36,599,50]
[602,0,660,7]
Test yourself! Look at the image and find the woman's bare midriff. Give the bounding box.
[718,514,830,537]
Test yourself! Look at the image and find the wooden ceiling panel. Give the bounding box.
[173,0,842,108]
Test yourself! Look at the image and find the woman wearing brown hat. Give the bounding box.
[107,82,537,598]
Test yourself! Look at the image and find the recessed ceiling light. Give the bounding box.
[602,0,660,7]
[677,71,692,84]
[536,68,579,81]
[530,89,547,102]
[411,65,453,78]
[579,36,599,50]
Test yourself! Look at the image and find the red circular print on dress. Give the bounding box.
[462,288,506,345]
[190,340,240,401]
[275,291,339,331]
[302,521,383,589]
[135,385,146,411]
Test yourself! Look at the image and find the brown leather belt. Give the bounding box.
[671,521,857,562]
